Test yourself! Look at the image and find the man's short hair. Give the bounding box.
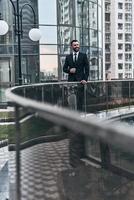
[70,39,79,46]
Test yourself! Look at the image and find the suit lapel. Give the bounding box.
[77,52,81,63]
[70,53,74,64]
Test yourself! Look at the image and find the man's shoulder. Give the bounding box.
[79,52,86,55]
[66,53,72,59]
[79,52,87,58]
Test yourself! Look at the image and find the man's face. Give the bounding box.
[71,41,80,52]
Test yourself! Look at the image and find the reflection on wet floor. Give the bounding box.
[8,139,134,200]
[60,164,134,200]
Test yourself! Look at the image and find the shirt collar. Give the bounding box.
[73,51,79,55]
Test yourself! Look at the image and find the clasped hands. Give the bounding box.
[70,68,76,74]
[69,68,87,84]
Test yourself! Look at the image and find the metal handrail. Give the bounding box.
[6,81,134,154]
[6,80,134,200]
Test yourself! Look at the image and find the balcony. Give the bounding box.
[2,80,134,199]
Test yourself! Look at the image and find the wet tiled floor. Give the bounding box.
[0,120,134,200]
[8,138,134,200]
[9,139,71,200]
[0,146,9,200]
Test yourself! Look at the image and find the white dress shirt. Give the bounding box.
[73,52,79,62]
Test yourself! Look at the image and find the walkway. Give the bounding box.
[0,146,9,200]
[8,138,134,200]
[9,139,71,200]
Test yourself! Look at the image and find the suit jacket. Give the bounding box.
[63,52,89,82]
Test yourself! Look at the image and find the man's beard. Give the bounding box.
[73,47,80,52]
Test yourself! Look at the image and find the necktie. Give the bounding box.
[74,53,77,63]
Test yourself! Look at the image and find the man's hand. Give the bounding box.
[80,80,87,84]
[70,68,76,73]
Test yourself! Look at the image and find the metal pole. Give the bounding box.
[16,0,22,85]
[9,0,22,85]
[81,1,84,51]
[15,105,21,200]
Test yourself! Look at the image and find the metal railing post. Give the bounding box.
[15,105,21,200]
[129,81,131,109]
[100,141,111,168]
[84,84,87,114]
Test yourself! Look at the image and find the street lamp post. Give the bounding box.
[0,0,41,85]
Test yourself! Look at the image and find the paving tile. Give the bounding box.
[9,139,71,200]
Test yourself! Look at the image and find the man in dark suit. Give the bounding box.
[63,39,89,83]
[63,39,89,111]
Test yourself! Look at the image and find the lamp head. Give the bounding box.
[29,28,41,41]
[0,19,9,35]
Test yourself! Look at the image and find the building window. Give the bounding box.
[125,3,132,11]
[118,33,123,40]
[118,63,123,69]
[125,44,132,52]
[125,24,132,32]
[118,23,123,30]
[125,33,132,42]
[118,73,123,79]
[125,54,132,61]
[118,13,123,19]
[118,44,123,50]
[105,54,110,62]
[105,3,110,12]
[105,33,110,42]
[118,54,123,60]
[105,24,110,32]
[125,63,132,70]
[105,44,110,52]
[118,3,123,9]
[105,64,111,70]
[125,13,132,22]
[125,73,132,78]
[105,13,110,21]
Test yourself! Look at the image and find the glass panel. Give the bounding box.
[90,29,98,47]
[98,31,102,48]
[98,57,103,80]
[0,45,14,54]
[40,45,57,54]
[79,28,90,47]
[76,0,90,28]
[0,60,10,82]
[58,44,70,55]
[98,0,102,6]
[57,26,75,46]
[110,143,134,172]
[57,0,74,25]
[98,6,102,32]
[85,137,101,158]
[15,55,39,84]
[38,0,57,24]
[86,82,107,112]
[89,2,97,29]
[40,55,58,78]
[76,27,81,42]
[0,87,7,104]
[39,26,57,44]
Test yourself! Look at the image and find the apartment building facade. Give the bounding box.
[105,0,134,79]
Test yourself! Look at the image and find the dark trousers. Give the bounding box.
[77,84,84,112]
